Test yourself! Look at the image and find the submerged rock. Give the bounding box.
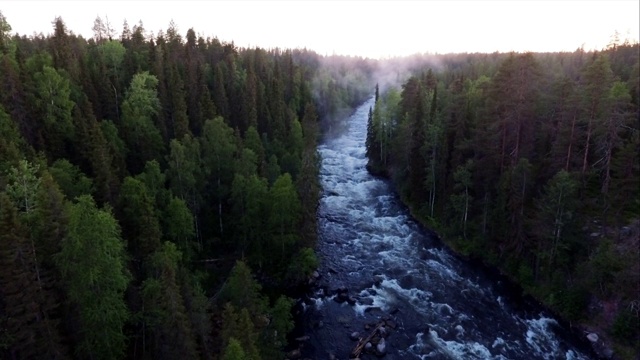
[295,335,310,342]
[286,349,302,359]
[376,337,387,356]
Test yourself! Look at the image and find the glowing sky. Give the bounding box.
[2,1,639,58]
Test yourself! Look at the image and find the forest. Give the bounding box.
[366,44,639,357]
[1,10,638,360]
[0,13,374,360]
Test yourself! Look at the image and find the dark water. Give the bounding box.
[297,98,593,360]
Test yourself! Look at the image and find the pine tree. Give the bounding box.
[222,338,246,360]
[531,170,579,278]
[141,242,198,360]
[118,177,162,259]
[220,304,261,360]
[201,117,235,235]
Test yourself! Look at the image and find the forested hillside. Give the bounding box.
[0,13,372,359]
[367,45,640,357]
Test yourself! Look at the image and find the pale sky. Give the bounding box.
[2,1,639,58]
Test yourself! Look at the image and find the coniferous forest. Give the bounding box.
[0,11,639,360]
[367,47,639,357]
[0,14,374,360]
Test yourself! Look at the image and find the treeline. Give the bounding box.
[0,13,369,360]
[367,45,639,356]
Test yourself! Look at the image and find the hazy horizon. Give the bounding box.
[2,0,639,58]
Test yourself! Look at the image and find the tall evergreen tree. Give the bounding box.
[55,195,130,360]
[0,192,69,360]
[141,242,198,360]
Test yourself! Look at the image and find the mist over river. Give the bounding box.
[295,97,594,360]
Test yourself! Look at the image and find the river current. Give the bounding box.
[297,97,594,360]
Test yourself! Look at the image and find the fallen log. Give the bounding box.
[351,321,385,358]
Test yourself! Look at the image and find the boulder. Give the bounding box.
[586,333,598,343]
[334,288,350,303]
[364,342,373,352]
[359,297,374,306]
[376,338,387,356]
[295,335,310,342]
[364,306,382,314]
[350,331,360,341]
[385,319,397,329]
[373,275,384,285]
[286,349,302,359]
[378,326,387,338]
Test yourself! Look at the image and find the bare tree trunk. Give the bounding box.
[565,114,576,171]
[582,119,592,175]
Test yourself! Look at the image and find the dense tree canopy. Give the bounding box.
[367,45,639,357]
[0,11,380,360]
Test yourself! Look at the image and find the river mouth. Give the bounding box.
[293,98,594,360]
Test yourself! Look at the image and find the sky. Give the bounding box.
[2,1,639,58]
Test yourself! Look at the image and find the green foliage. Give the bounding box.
[0,11,11,52]
[266,154,281,185]
[0,192,69,359]
[32,170,69,267]
[531,170,579,277]
[554,286,589,321]
[220,261,267,316]
[141,242,198,359]
[223,338,247,360]
[0,16,334,360]
[55,195,130,360]
[268,173,302,271]
[611,308,640,345]
[49,158,93,200]
[121,71,164,172]
[586,239,624,297]
[450,160,474,237]
[33,66,75,157]
[163,196,196,256]
[4,159,40,213]
[0,106,30,174]
[370,48,639,355]
[166,135,202,204]
[221,304,261,360]
[118,176,162,258]
[99,40,126,75]
[201,116,236,235]
[286,247,319,284]
[260,296,294,359]
[231,173,268,259]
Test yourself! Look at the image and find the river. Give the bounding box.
[295,97,594,359]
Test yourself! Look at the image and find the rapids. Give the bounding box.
[298,97,593,360]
